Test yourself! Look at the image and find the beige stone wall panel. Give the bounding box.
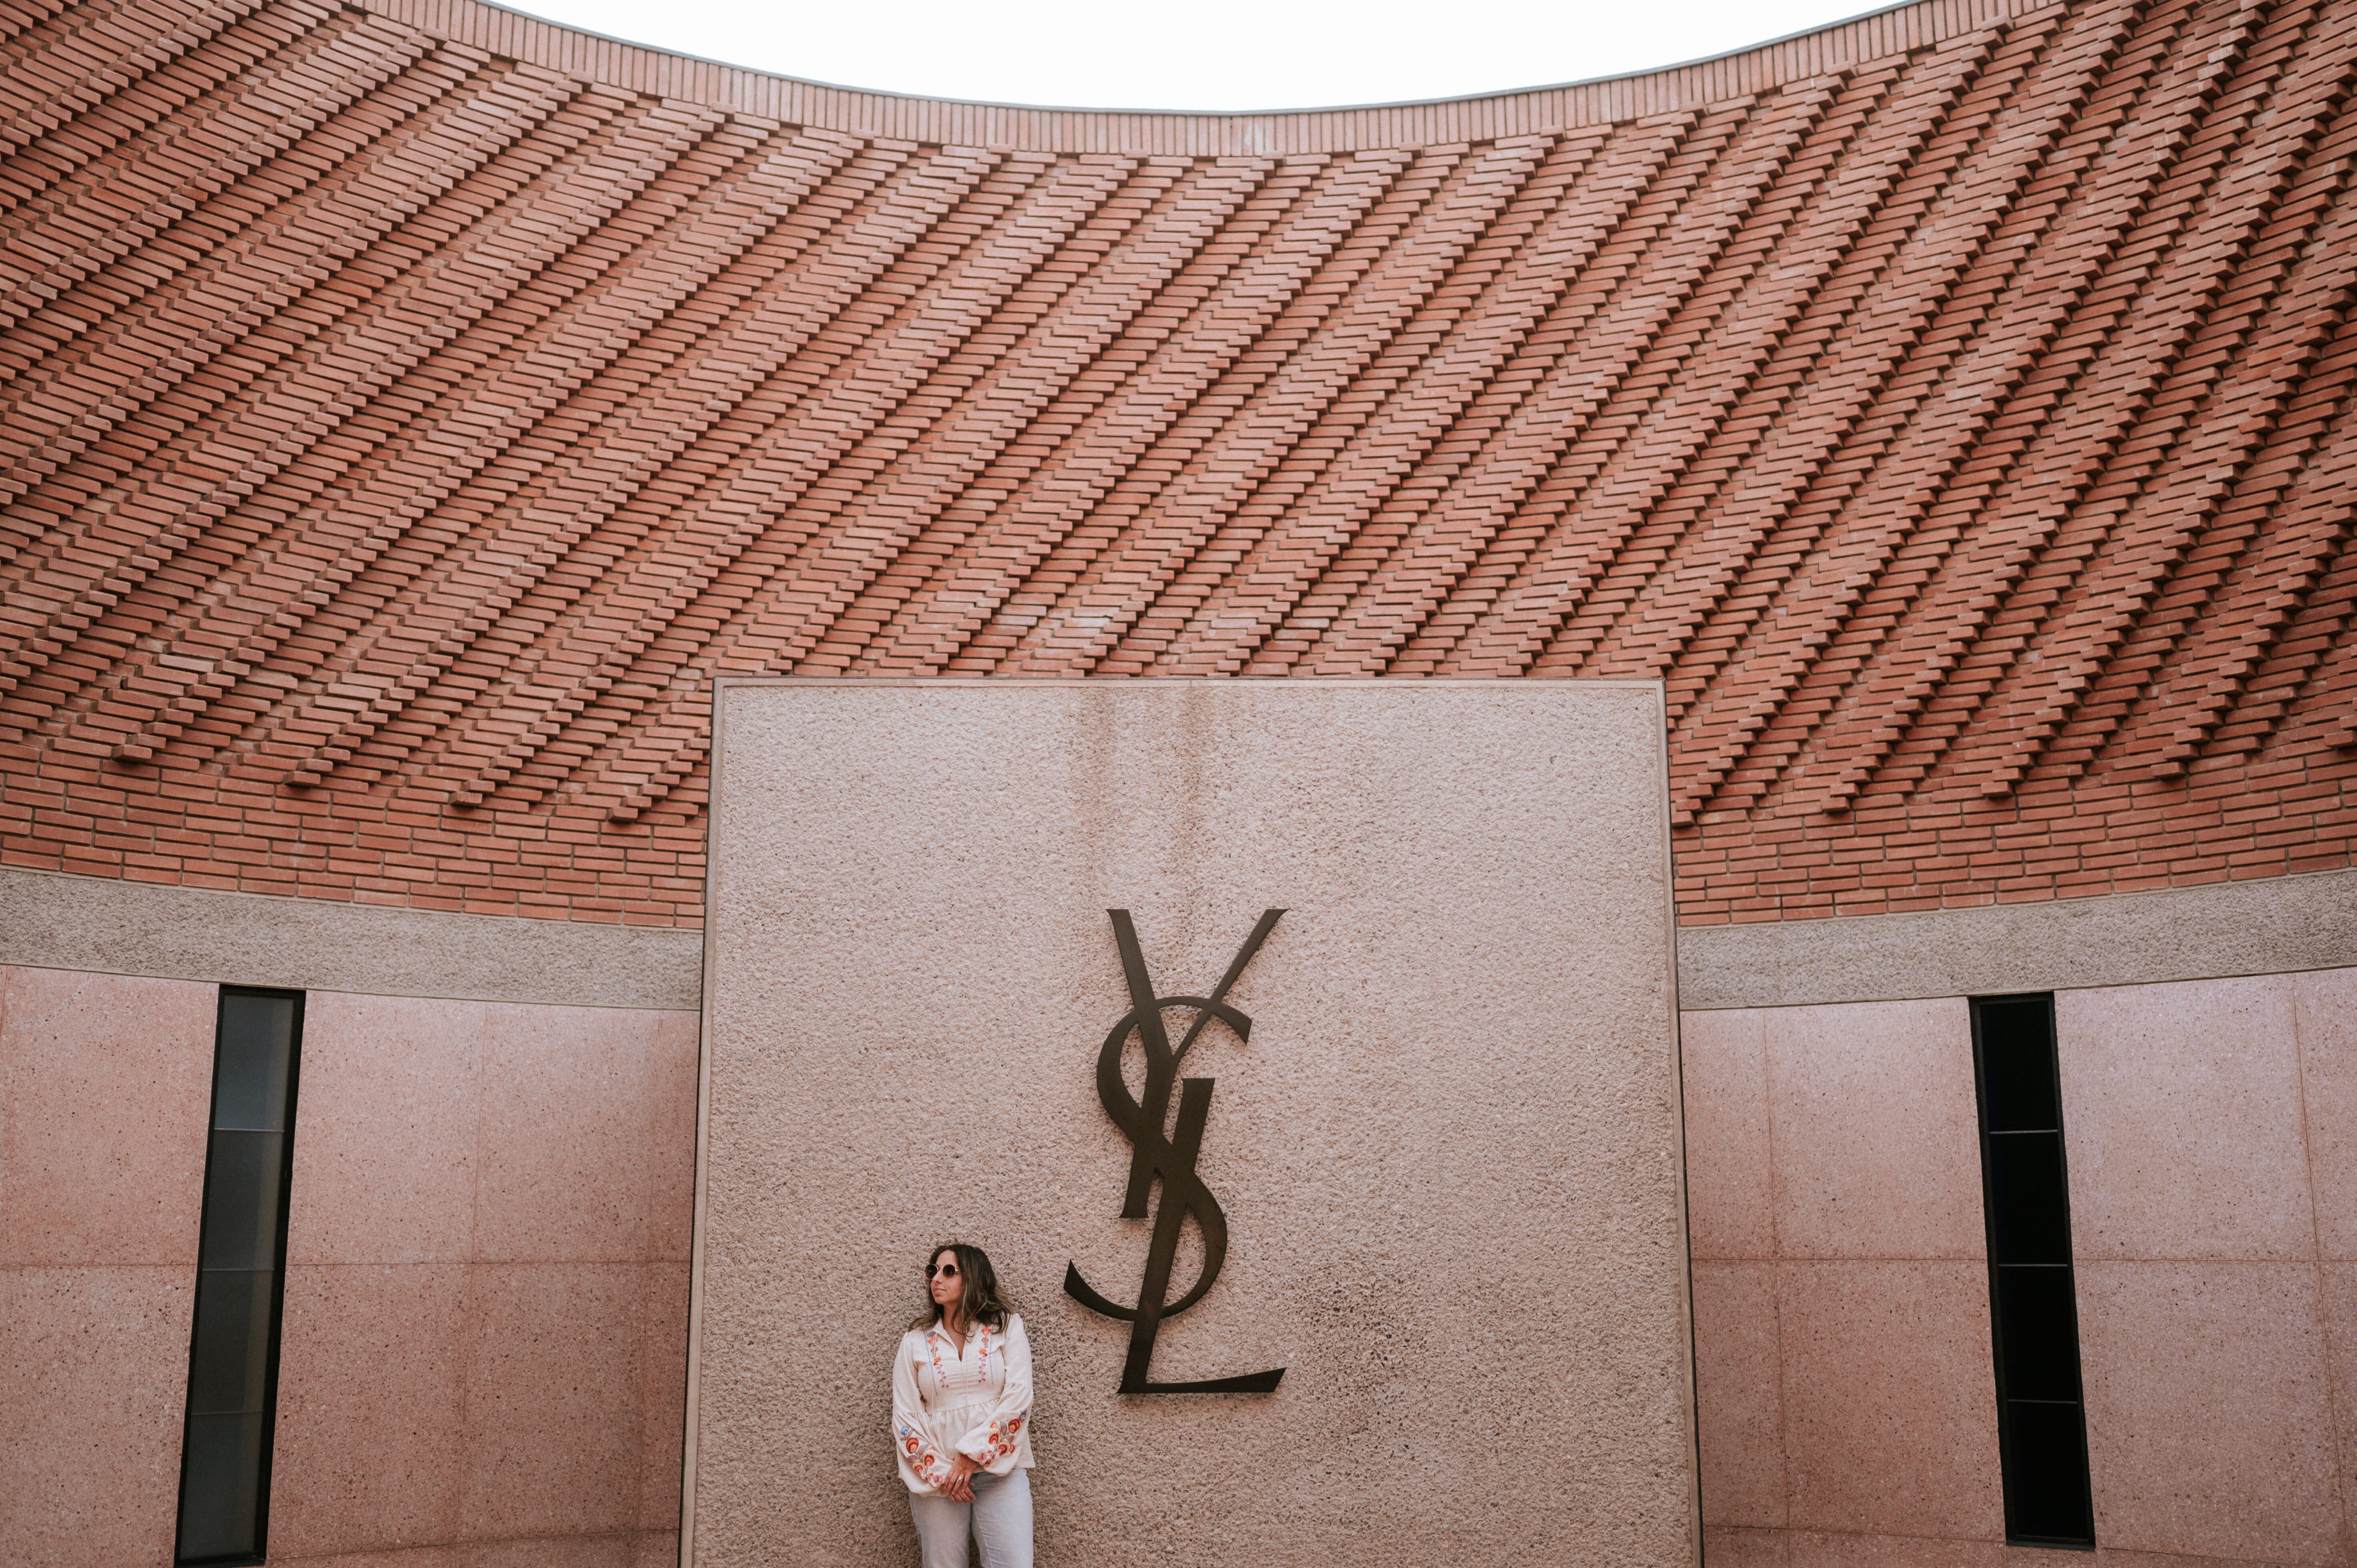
[687,678,1694,1566]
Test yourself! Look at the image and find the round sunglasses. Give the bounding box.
[925,1261,960,1279]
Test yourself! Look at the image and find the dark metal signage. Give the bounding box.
[1065,908,1287,1394]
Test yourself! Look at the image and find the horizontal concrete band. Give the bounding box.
[0,868,704,1011]
[360,0,2051,154]
[1677,866,2357,1010]
[9,862,2351,1013]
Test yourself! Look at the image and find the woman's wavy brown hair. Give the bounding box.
[912,1241,1013,1332]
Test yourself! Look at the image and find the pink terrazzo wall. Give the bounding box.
[1683,971,2357,1568]
[0,971,699,1568]
[6,955,2353,1566]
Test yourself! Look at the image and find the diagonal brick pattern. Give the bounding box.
[3,0,2352,928]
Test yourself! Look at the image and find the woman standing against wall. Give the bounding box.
[892,1243,1036,1568]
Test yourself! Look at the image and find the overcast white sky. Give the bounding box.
[505,0,1889,112]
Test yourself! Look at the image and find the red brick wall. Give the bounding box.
[3,0,2353,928]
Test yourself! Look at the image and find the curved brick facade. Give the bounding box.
[4,0,2355,927]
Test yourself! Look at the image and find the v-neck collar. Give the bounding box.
[930,1318,983,1355]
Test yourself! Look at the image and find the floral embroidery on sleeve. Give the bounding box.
[897,1419,952,1488]
[954,1313,1032,1467]
[979,1414,1024,1462]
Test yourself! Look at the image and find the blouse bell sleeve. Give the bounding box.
[953,1315,1034,1469]
[891,1334,953,1491]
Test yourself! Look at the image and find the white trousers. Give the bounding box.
[909,1466,1034,1568]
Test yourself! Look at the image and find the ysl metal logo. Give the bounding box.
[1064,908,1287,1394]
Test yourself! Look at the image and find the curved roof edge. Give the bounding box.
[358,0,2058,153]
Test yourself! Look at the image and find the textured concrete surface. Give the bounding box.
[0,869,704,1010]
[688,678,1693,1566]
[1677,866,2357,1010]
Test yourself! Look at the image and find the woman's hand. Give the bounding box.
[941,1454,979,1502]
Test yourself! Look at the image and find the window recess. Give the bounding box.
[174,988,304,1567]
[1971,992,2094,1548]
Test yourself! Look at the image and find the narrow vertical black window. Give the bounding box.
[175,987,304,1566]
[1971,993,2094,1548]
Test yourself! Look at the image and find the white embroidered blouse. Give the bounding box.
[890,1314,1035,1494]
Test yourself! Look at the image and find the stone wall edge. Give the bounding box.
[1675,867,2357,1009]
[0,867,704,1010]
[10,857,2349,1014]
